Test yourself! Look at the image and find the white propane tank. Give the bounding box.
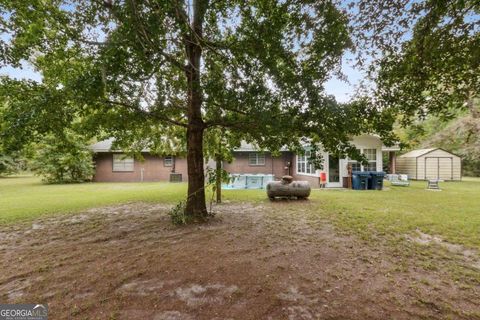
[266,176,311,200]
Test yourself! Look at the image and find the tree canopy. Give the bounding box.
[2,0,477,219]
[1,0,389,219]
[349,0,479,123]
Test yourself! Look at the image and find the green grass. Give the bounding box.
[0,176,187,223]
[307,178,480,248]
[1,175,479,249]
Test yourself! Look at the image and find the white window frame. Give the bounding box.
[348,148,377,172]
[347,161,362,172]
[112,154,134,172]
[164,156,173,167]
[249,153,265,166]
[296,150,316,176]
[363,148,377,171]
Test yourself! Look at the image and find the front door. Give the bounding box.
[328,155,341,187]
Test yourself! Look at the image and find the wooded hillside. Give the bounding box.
[399,102,480,177]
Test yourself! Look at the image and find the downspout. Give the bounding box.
[271,152,274,176]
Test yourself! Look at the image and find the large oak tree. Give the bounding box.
[1,0,392,220]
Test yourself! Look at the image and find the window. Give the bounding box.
[297,151,315,175]
[164,156,173,167]
[348,148,377,172]
[113,154,134,172]
[249,153,265,166]
[347,148,362,172]
[348,161,362,172]
[364,148,377,171]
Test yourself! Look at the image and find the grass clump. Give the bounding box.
[168,200,189,225]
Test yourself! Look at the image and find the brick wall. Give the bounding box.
[223,152,293,179]
[93,153,188,182]
[290,157,321,188]
[93,151,295,182]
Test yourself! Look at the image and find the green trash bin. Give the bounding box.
[352,171,369,190]
[368,171,385,190]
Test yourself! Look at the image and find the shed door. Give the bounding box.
[425,157,439,180]
[424,157,453,180]
[439,158,453,180]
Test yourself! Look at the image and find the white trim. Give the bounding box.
[346,147,379,172]
[296,151,316,175]
[326,154,342,187]
[296,172,319,177]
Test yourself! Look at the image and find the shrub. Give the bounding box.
[32,131,94,183]
[168,200,189,225]
[0,153,17,175]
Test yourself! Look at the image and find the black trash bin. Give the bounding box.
[352,171,369,190]
[368,171,385,190]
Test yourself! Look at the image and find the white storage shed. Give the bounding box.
[396,148,462,181]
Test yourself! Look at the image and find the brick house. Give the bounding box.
[91,135,398,188]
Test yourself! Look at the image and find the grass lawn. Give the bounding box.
[308,177,480,249]
[1,175,479,248]
[0,176,187,224]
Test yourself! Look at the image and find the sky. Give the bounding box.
[324,56,363,103]
[0,15,362,105]
[0,59,361,103]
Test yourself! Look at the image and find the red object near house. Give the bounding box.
[319,172,327,182]
[319,172,327,188]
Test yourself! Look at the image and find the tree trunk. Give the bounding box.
[215,155,222,203]
[185,124,207,219]
[184,0,208,220]
[467,96,479,118]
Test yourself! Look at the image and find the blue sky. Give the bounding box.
[0,60,361,103]
[0,2,364,104]
[324,57,362,103]
[0,63,43,82]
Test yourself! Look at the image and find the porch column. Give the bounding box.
[389,151,396,174]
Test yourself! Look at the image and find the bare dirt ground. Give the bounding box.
[0,201,479,319]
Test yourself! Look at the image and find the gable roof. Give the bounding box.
[90,139,288,153]
[90,138,151,152]
[235,141,290,152]
[91,135,398,153]
[399,148,437,158]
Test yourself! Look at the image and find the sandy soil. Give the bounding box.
[0,201,479,319]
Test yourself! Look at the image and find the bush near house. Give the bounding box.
[0,153,17,175]
[31,132,94,183]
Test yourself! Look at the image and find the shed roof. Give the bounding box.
[399,148,438,158]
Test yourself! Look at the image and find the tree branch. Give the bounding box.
[104,99,188,127]
[102,0,187,72]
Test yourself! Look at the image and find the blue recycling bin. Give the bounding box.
[351,171,369,190]
[368,171,385,190]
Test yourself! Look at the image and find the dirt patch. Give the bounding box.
[0,202,479,319]
[175,284,238,306]
[407,230,480,270]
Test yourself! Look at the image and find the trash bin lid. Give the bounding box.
[355,171,370,176]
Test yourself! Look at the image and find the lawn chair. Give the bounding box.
[427,179,442,190]
[390,174,410,187]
